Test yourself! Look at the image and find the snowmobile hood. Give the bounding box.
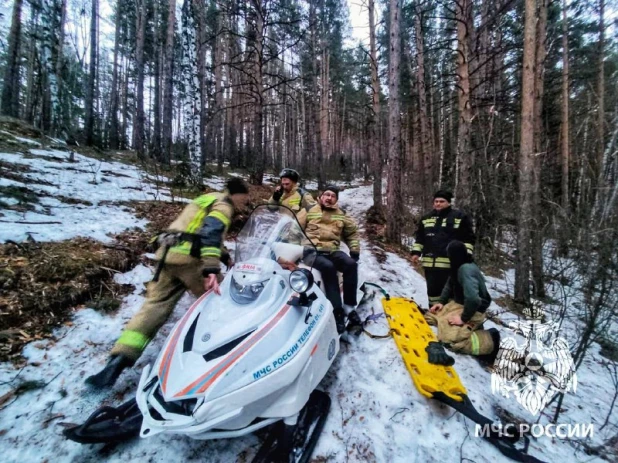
[155,260,294,401]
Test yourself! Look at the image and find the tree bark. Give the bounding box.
[108,0,122,150]
[595,0,605,193]
[1,0,24,118]
[249,0,265,185]
[84,0,98,146]
[161,0,177,164]
[561,0,570,211]
[414,7,431,204]
[133,0,147,159]
[386,0,403,244]
[531,0,547,298]
[455,0,473,208]
[515,0,538,305]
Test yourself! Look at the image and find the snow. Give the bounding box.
[0,155,615,462]
[0,148,175,243]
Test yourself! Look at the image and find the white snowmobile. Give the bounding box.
[65,205,363,463]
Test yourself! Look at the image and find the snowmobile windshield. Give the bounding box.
[234,205,317,269]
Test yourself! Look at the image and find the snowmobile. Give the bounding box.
[65,205,364,463]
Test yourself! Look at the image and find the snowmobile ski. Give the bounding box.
[382,296,546,463]
[63,397,142,444]
[251,390,331,463]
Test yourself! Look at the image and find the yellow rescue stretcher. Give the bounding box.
[377,294,544,463]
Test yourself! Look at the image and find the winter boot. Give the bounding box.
[346,310,363,335]
[85,355,133,389]
[477,328,501,367]
[425,342,455,366]
[333,307,346,335]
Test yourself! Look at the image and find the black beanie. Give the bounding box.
[447,240,473,271]
[322,184,339,199]
[226,177,249,195]
[433,190,453,203]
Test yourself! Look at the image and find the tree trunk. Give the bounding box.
[181,0,202,184]
[162,0,177,164]
[595,0,605,195]
[386,0,403,244]
[561,0,570,211]
[249,0,265,185]
[455,0,473,208]
[1,0,24,118]
[214,8,224,173]
[414,7,431,205]
[25,6,39,124]
[133,0,147,159]
[514,0,538,305]
[531,0,547,298]
[108,0,122,150]
[84,0,98,146]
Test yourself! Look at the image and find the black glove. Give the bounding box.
[350,251,360,262]
[202,267,221,277]
[425,342,455,366]
[272,187,283,202]
[220,251,232,269]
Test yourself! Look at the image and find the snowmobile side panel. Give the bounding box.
[382,297,467,402]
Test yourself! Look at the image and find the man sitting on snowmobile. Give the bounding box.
[268,168,316,213]
[85,178,250,389]
[297,185,360,334]
[425,240,500,364]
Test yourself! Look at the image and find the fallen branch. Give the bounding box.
[0,220,62,224]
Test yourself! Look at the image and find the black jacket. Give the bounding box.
[410,207,475,268]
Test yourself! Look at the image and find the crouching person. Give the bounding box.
[86,178,249,389]
[297,185,360,334]
[425,240,500,363]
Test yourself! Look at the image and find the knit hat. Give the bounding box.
[433,190,453,203]
[226,177,249,195]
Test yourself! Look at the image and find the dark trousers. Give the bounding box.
[424,267,450,306]
[313,251,358,310]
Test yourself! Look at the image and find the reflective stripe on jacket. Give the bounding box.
[297,203,360,252]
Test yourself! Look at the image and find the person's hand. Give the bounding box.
[411,255,420,266]
[429,303,443,314]
[272,186,283,202]
[447,314,464,326]
[204,273,221,295]
[277,258,298,271]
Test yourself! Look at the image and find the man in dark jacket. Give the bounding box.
[410,190,475,307]
[425,241,500,359]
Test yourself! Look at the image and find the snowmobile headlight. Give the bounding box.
[289,269,313,293]
[230,277,267,304]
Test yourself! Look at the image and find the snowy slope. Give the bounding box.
[0,170,614,462]
[0,147,175,243]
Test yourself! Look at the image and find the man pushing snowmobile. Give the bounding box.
[86,178,250,389]
[65,204,345,463]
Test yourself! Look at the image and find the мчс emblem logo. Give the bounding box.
[491,301,577,416]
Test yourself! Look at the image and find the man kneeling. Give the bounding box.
[425,240,500,363]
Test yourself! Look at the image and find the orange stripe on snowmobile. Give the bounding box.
[159,289,213,394]
[175,303,293,398]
